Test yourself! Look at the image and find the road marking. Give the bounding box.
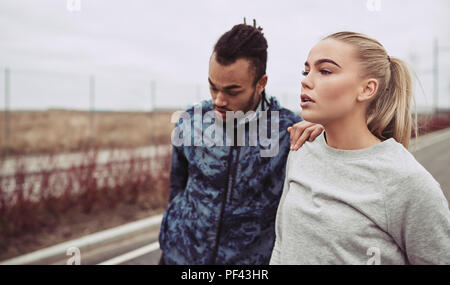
[97,241,160,265]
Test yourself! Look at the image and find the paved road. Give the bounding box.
[120,248,162,265]
[101,128,450,265]
[412,131,450,203]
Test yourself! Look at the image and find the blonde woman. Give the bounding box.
[270,32,450,265]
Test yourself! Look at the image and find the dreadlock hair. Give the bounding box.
[213,19,270,107]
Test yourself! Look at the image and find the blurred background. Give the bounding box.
[0,0,449,264]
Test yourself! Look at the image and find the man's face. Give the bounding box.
[208,52,267,120]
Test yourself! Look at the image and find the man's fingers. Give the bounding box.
[290,126,301,146]
[289,121,309,145]
[291,128,312,150]
[308,127,324,142]
[289,126,298,145]
[288,121,320,148]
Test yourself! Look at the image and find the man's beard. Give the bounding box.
[243,88,261,113]
[213,88,261,116]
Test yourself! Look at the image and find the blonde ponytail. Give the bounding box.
[324,32,418,149]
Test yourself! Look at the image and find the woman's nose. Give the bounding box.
[301,77,313,90]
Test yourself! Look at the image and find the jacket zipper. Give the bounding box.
[210,100,269,264]
[210,145,238,264]
[228,147,240,205]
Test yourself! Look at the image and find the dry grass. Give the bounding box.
[0,109,177,260]
[0,150,171,261]
[1,109,447,157]
[0,109,178,156]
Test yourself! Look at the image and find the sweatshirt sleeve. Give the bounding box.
[269,151,293,265]
[385,169,450,265]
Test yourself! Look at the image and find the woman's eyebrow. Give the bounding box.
[304,58,342,68]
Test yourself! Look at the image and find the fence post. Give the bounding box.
[3,68,10,157]
[89,75,95,148]
[150,80,156,146]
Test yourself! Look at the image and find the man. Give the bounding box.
[159,21,323,264]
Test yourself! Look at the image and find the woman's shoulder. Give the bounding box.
[287,135,322,160]
[384,139,433,177]
[382,140,445,205]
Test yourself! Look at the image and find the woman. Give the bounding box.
[270,32,450,265]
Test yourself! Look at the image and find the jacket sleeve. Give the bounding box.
[169,144,188,202]
[168,115,190,202]
[385,171,450,264]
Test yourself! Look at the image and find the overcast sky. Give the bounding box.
[0,0,449,111]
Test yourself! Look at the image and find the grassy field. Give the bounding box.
[0,109,178,156]
[0,149,171,261]
[0,109,178,260]
[0,109,447,157]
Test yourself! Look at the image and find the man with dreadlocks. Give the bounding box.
[158,20,324,264]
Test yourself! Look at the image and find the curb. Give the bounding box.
[410,127,450,153]
[0,214,163,265]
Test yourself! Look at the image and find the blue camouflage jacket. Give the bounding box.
[159,96,302,264]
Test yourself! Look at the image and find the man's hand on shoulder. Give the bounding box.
[287,121,324,150]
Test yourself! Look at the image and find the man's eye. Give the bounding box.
[227,92,240,96]
[210,86,218,92]
[320,70,331,75]
[301,70,309,76]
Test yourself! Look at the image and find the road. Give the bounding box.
[412,130,450,203]
[97,128,450,265]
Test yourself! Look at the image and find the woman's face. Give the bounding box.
[300,38,365,126]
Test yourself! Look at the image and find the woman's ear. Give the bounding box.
[357,78,378,103]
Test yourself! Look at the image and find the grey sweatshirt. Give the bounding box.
[270,131,450,265]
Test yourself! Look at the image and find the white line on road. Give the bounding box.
[97,241,160,265]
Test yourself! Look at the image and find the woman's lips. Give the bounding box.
[300,101,314,108]
[300,94,315,108]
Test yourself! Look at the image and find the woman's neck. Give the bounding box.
[323,117,381,150]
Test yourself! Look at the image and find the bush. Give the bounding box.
[0,146,171,248]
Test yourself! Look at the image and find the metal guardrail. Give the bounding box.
[0,214,163,265]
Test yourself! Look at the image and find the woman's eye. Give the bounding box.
[301,70,309,76]
[320,70,331,75]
